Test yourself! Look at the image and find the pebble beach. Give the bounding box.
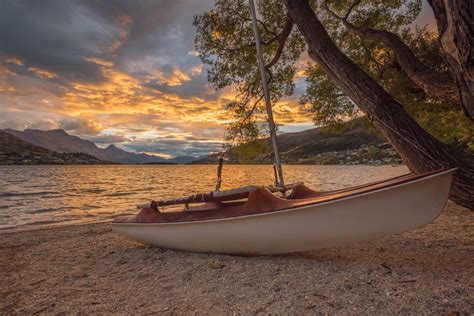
[1,201,473,314]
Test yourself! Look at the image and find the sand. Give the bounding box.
[1,201,473,315]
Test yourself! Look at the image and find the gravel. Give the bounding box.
[1,201,473,314]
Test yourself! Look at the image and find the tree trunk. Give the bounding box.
[428,0,474,119]
[284,0,474,210]
[339,20,461,108]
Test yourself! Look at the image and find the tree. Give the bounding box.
[193,0,305,143]
[194,0,474,209]
[312,1,472,149]
[428,0,474,119]
[322,0,463,114]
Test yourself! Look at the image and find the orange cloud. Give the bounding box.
[1,55,311,157]
[168,69,191,86]
[27,67,57,79]
[5,56,24,66]
[146,67,201,87]
[82,57,114,68]
[60,58,232,133]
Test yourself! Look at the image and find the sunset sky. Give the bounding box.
[0,0,435,158]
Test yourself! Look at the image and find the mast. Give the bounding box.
[248,0,285,189]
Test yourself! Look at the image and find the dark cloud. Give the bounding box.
[68,0,216,82]
[0,0,120,83]
[0,0,214,84]
[0,117,57,131]
[146,71,218,101]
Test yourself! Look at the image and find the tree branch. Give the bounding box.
[324,0,360,21]
[227,6,278,37]
[428,0,474,119]
[237,16,294,127]
[324,0,460,106]
[377,58,399,80]
[265,17,294,69]
[344,0,362,19]
[241,94,265,124]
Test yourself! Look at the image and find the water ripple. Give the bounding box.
[0,191,58,197]
[0,164,408,231]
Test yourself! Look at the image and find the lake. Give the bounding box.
[0,164,408,231]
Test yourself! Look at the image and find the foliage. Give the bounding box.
[194,0,472,152]
[320,0,422,33]
[300,64,357,126]
[306,1,472,151]
[377,28,472,150]
[302,0,423,124]
[227,139,272,163]
[193,0,305,143]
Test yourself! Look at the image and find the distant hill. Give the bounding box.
[4,129,197,164]
[5,128,111,160]
[103,144,168,164]
[191,119,401,165]
[167,156,199,164]
[272,121,383,163]
[0,131,107,165]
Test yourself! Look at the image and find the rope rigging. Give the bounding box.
[366,104,447,169]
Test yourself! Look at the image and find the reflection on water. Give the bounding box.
[0,164,408,231]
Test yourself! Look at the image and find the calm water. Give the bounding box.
[0,165,408,231]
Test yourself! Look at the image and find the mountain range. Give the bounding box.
[0,130,105,165]
[4,128,198,164]
[2,119,397,166]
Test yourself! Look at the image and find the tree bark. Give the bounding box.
[428,0,474,119]
[335,18,460,108]
[284,0,474,209]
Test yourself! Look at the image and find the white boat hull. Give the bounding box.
[111,169,454,255]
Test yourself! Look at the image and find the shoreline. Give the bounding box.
[0,219,111,235]
[0,165,409,233]
[0,162,405,166]
[1,201,473,314]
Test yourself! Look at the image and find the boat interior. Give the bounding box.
[113,170,444,224]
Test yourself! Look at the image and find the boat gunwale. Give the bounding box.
[111,168,455,227]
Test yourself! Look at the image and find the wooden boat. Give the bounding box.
[111,168,454,255]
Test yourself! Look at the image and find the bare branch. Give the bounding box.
[344,0,362,19]
[241,94,265,124]
[227,6,278,37]
[324,1,344,20]
[265,17,294,69]
[377,58,399,80]
[324,0,459,105]
[235,16,294,127]
[324,0,361,21]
